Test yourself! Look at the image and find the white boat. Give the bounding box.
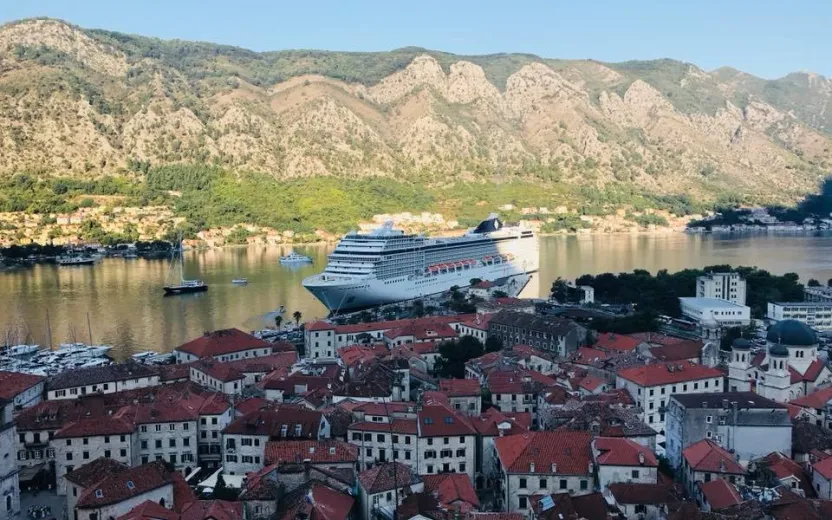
[302,213,539,312]
[4,344,41,357]
[164,235,208,295]
[280,251,312,264]
[132,351,156,360]
[57,254,97,266]
[80,358,110,368]
[231,278,249,285]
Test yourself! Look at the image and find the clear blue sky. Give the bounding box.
[2,0,830,79]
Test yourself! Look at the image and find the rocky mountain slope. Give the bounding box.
[0,18,830,203]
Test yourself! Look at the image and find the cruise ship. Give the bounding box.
[302,214,539,312]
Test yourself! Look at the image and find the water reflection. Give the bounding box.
[3,234,832,358]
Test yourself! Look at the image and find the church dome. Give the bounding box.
[769,343,790,357]
[766,320,817,347]
[732,338,751,350]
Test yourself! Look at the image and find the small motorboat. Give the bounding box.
[279,251,312,264]
[232,278,249,285]
[4,344,41,357]
[132,351,156,360]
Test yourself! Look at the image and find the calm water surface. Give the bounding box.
[2,234,832,358]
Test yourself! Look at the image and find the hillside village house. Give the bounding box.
[416,403,477,480]
[615,362,726,434]
[174,328,275,364]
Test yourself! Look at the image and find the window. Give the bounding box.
[155,425,162,432]
[706,415,713,424]
[141,425,148,433]
[169,439,176,448]
[183,438,190,447]
[540,479,547,489]
[427,464,433,473]
[156,440,162,449]
[183,423,189,431]
[632,470,640,479]
[66,440,71,446]
[392,435,399,443]
[444,437,450,445]
[377,434,385,442]
[519,478,527,489]
[519,496,528,509]
[104,450,111,458]
[456,448,466,457]
[559,479,567,489]
[83,451,89,460]
[66,453,73,461]
[169,424,175,431]
[83,438,89,445]
[580,480,588,490]
[120,449,126,457]
[352,433,361,441]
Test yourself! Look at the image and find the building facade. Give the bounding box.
[767,302,832,332]
[487,310,586,357]
[696,272,747,306]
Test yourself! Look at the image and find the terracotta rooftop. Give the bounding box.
[264,440,358,465]
[790,359,827,384]
[813,455,832,479]
[648,340,704,362]
[180,500,242,520]
[439,378,481,397]
[549,402,655,438]
[76,461,174,509]
[279,482,354,520]
[65,457,128,487]
[54,415,135,438]
[0,370,44,400]
[698,479,743,511]
[348,419,418,435]
[530,492,608,520]
[359,462,421,494]
[306,315,473,336]
[384,322,458,342]
[191,359,244,382]
[578,375,607,392]
[791,386,832,409]
[338,344,389,366]
[471,408,530,437]
[682,439,745,474]
[593,437,658,467]
[175,328,270,358]
[616,362,724,386]
[595,332,641,352]
[494,431,593,475]
[607,482,677,505]
[117,500,179,520]
[223,406,324,438]
[417,403,476,437]
[423,473,480,511]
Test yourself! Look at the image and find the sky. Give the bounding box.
[2,0,830,79]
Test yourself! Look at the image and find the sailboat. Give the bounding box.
[163,235,208,295]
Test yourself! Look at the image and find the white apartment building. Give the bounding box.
[136,414,198,473]
[46,363,160,400]
[697,272,747,305]
[53,418,138,495]
[198,404,234,470]
[592,437,659,489]
[615,362,726,434]
[805,285,832,303]
[348,419,418,472]
[416,404,477,481]
[494,431,596,514]
[768,302,832,332]
[0,400,20,517]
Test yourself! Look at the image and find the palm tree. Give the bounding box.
[274,315,283,330]
[292,311,302,326]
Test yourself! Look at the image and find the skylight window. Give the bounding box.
[424,417,434,425]
[95,489,103,498]
[444,417,454,424]
[127,481,135,490]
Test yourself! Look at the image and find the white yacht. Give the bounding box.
[302,213,538,312]
[280,251,313,264]
[57,254,96,266]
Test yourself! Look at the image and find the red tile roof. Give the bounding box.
[0,370,44,400]
[417,403,476,437]
[235,397,271,416]
[308,315,472,336]
[171,472,197,513]
[813,455,832,479]
[348,419,418,435]
[338,344,389,367]
[682,439,745,474]
[470,408,530,436]
[472,280,496,289]
[593,437,658,467]
[66,457,128,487]
[359,462,420,494]
[595,333,641,352]
[486,368,556,394]
[54,416,135,438]
[578,375,607,392]
[354,401,416,417]
[264,440,358,465]
[422,391,451,407]
[790,359,827,384]
[117,500,179,520]
[384,322,458,342]
[607,483,676,505]
[223,407,324,438]
[423,473,480,511]
[76,461,174,508]
[180,501,242,520]
[791,386,832,409]
[175,328,270,358]
[494,431,593,475]
[629,333,688,346]
[192,359,244,382]
[279,483,354,520]
[616,362,724,386]
[698,479,742,511]
[649,341,704,362]
[440,378,481,397]
[756,452,814,497]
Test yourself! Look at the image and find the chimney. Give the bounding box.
[530,463,535,473]
[722,399,729,409]
[719,459,726,473]
[638,453,645,465]
[551,463,557,474]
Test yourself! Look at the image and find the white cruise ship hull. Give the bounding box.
[304,260,535,311]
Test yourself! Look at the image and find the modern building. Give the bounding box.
[615,362,726,434]
[804,285,832,303]
[696,272,747,305]
[679,297,751,331]
[767,302,832,332]
[726,320,832,402]
[665,392,792,470]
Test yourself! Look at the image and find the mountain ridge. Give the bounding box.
[0,18,830,212]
